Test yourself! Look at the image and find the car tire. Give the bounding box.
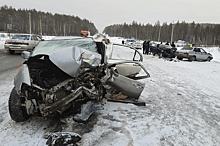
[189,56,196,61]
[9,50,15,54]
[8,88,30,122]
[177,56,183,60]
[207,57,211,62]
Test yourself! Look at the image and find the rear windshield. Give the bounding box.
[12,35,30,40]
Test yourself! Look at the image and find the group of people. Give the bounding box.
[143,39,151,55]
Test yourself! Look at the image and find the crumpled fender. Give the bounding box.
[14,64,31,92]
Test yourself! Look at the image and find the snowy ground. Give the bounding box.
[0,36,220,145]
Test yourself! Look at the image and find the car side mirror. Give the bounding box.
[21,51,30,59]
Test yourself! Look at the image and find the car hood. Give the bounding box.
[31,46,101,77]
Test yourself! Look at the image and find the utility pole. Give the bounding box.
[39,15,42,37]
[171,21,174,43]
[28,13,31,34]
[64,23,66,36]
[158,26,161,42]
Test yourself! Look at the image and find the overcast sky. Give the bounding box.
[1,0,220,32]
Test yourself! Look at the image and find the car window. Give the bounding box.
[12,35,30,40]
[194,48,201,52]
[37,36,42,41]
[200,49,206,53]
[31,36,38,41]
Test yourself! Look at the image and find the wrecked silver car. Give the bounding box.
[8,37,150,122]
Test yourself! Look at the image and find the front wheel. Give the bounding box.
[206,57,211,62]
[189,56,196,61]
[177,56,183,60]
[8,88,30,122]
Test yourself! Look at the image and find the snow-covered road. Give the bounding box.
[0,38,220,145]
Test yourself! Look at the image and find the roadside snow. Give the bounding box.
[0,36,220,145]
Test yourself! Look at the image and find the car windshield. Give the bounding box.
[32,38,97,56]
[12,35,30,40]
[181,47,193,50]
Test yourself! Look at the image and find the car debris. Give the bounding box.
[44,132,81,146]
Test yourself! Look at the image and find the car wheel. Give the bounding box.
[8,88,30,122]
[189,56,196,61]
[9,50,15,54]
[206,57,211,62]
[177,56,183,60]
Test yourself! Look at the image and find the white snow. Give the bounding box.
[0,35,220,145]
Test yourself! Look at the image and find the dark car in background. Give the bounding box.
[4,34,42,54]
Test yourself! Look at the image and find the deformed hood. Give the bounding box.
[31,39,101,77]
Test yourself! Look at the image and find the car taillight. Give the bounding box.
[23,43,29,45]
[184,53,189,55]
[5,41,8,44]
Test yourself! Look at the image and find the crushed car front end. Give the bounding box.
[8,37,150,122]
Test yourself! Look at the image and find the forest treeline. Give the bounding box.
[103,21,220,45]
[0,5,98,36]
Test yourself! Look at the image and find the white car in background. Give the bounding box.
[125,39,136,46]
[132,41,142,49]
[175,47,213,61]
[4,34,42,54]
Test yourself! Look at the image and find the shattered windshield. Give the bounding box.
[32,38,98,56]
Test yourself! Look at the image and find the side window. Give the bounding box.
[200,49,205,53]
[32,36,38,41]
[37,36,42,41]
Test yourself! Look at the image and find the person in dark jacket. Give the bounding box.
[165,42,169,45]
[143,40,147,54]
[143,39,151,55]
[145,39,151,55]
[171,42,175,48]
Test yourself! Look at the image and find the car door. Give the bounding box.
[200,48,209,60]
[193,48,202,60]
[31,35,39,49]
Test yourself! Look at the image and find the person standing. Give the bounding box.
[143,40,147,54]
[171,42,175,48]
[146,39,151,55]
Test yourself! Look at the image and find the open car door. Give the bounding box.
[104,43,150,103]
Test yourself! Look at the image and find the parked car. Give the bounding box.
[8,37,150,122]
[150,44,177,58]
[132,41,142,49]
[4,34,42,54]
[159,45,177,58]
[175,47,213,61]
[149,43,159,55]
[125,39,136,46]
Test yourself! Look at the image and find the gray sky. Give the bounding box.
[1,0,220,32]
